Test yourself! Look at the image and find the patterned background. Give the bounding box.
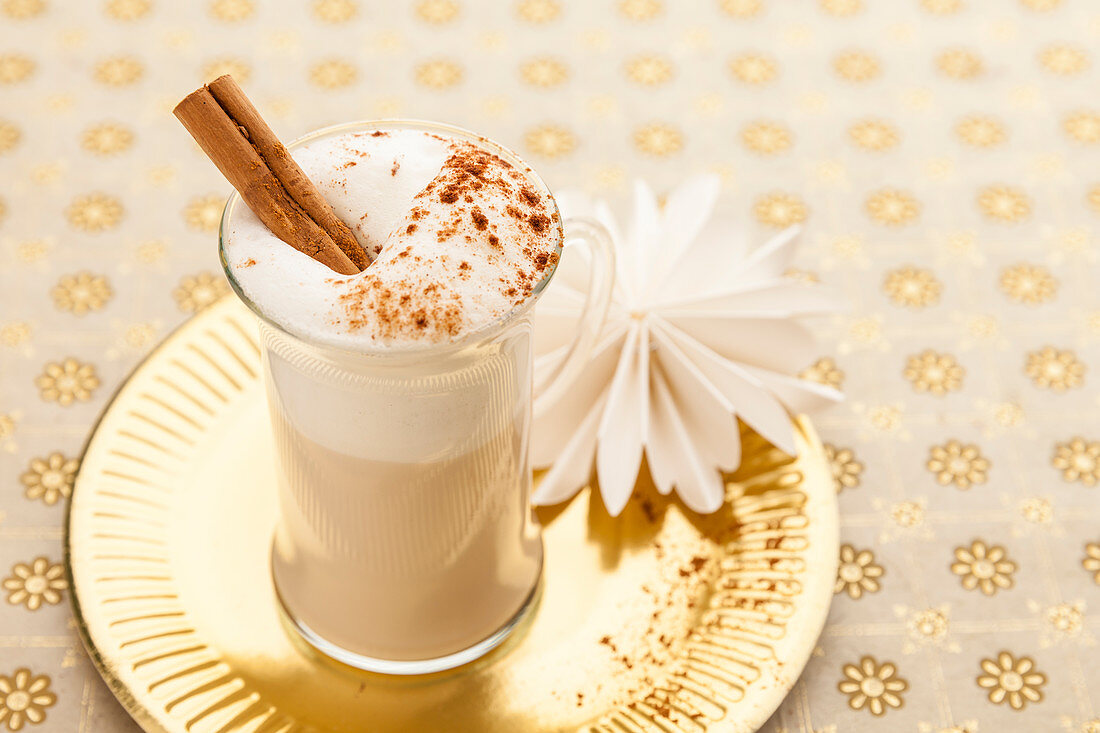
[1,0,1099,730]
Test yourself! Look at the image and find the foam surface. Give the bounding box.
[225,128,560,349]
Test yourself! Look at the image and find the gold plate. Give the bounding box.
[66,295,838,733]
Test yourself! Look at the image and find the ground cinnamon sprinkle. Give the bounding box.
[528,213,549,232]
[470,207,488,231]
[335,136,558,343]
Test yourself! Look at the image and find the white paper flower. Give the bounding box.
[532,176,844,516]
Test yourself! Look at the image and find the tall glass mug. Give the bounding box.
[219,121,614,674]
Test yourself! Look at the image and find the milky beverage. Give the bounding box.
[223,124,561,666]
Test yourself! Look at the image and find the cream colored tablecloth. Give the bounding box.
[1,0,1099,730]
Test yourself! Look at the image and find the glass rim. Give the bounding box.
[218,118,564,357]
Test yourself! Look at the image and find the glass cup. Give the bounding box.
[219,120,614,674]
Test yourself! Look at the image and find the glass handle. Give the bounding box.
[532,217,616,417]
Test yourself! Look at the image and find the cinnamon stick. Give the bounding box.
[173,75,369,275]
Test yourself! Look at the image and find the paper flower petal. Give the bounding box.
[744,366,843,414]
[532,177,844,515]
[733,225,801,282]
[532,391,606,506]
[662,314,820,375]
[532,327,626,467]
[654,175,722,288]
[648,327,742,471]
[595,324,648,517]
[617,181,659,306]
[653,321,796,455]
[647,368,726,513]
[660,279,845,318]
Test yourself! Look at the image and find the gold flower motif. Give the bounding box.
[415,60,463,89]
[1020,0,1059,8]
[1052,437,1100,486]
[908,608,949,644]
[719,0,762,17]
[183,194,225,233]
[1045,601,1083,636]
[3,558,66,610]
[309,60,357,89]
[741,121,791,154]
[0,322,30,347]
[0,414,16,445]
[521,58,568,87]
[0,121,20,154]
[800,357,843,388]
[173,272,229,313]
[0,668,56,729]
[1084,542,1100,584]
[1063,111,1100,144]
[52,272,112,316]
[0,54,35,84]
[927,440,988,488]
[120,323,158,352]
[838,656,908,716]
[754,192,807,228]
[524,124,575,158]
[625,55,672,86]
[921,0,962,13]
[312,0,357,22]
[848,119,899,151]
[1088,184,1100,214]
[416,0,458,23]
[209,0,253,21]
[1039,44,1088,75]
[1026,347,1085,391]
[1020,497,1052,525]
[955,116,1006,147]
[93,56,144,86]
[821,0,862,15]
[1,0,43,17]
[729,54,778,84]
[937,49,983,79]
[14,239,47,262]
[105,0,151,20]
[825,444,863,492]
[21,452,78,506]
[865,189,919,226]
[81,123,133,155]
[833,51,880,82]
[517,0,559,22]
[202,58,252,84]
[846,314,881,343]
[67,193,123,232]
[783,268,819,284]
[999,264,1056,304]
[952,540,1016,594]
[884,266,941,308]
[633,123,682,156]
[977,652,1045,709]
[36,358,100,406]
[835,545,882,598]
[618,0,661,21]
[904,350,964,395]
[978,185,1030,223]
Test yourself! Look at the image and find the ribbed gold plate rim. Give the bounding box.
[65,295,838,733]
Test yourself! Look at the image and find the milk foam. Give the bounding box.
[224,128,560,349]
